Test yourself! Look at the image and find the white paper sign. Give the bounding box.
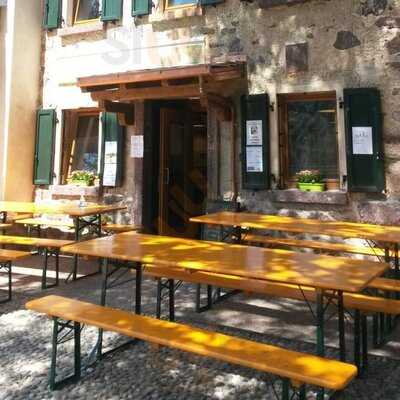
[246,120,263,146]
[103,163,117,186]
[246,146,263,172]
[352,127,373,155]
[104,141,117,164]
[131,135,144,158]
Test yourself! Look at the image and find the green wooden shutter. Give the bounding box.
[43,0,62,30]
[102,113,125,187]
[132,0,150,16]
[344,88,385,193]
[200,0,225,5]
[34,109,56,185]
[241,94,270,190]
[101,0,123,22]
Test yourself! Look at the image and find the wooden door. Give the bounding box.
[158,106,207,238]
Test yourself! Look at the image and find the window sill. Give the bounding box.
[58,22,104,37]
[149,5,203,22]
[271,189,348,205]
[50,184,99,197]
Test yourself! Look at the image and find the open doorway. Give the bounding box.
[143,99,207,238]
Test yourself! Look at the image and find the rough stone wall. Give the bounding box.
[203,0,400,224]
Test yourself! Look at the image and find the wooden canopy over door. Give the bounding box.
[76,63,245,123]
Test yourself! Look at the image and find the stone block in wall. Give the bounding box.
[271,189,348,205]
[258,0,313,8]
[286,43,308,74]
[356,200,400,225]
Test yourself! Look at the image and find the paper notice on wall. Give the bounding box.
[246,120,263,146]
[103,141,118,186]
[103,163,117,187]
[352,127,373,155]
[131,135,144,158]
[104,141,117,164]
[246,146,263,172]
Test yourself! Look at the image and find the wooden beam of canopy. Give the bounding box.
[77,63,245,102]
[99,100,135,126]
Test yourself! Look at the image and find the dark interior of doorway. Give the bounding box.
[142,99,207,238]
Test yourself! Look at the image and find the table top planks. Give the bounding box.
[190,211,400,244]
[0,201,126,218]
[62,232,388,293]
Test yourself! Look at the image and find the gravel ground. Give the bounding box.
[1,255,400,400]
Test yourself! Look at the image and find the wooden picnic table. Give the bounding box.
[0,201,126,280]
[189,211,400,244]
[62,232,388,363]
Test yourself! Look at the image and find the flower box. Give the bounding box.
[298,182,326,192]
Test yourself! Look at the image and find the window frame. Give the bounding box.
[278,91,340,190]
[164,0,197,11]
[60,108,102,184]
[73,0,101,25]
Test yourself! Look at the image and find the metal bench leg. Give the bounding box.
[42,249,49,289]
[281,378,290,400]
[207,285,213,308]
[156,279,162,319]
[361,314,368,372]
[372,314,379,347]
[354,310,361,372]
[379,312,385,345]
[0,261,12,303]
[195,284,213,313]
[169,279,175,322]
[298,385,306,400]
[49,318,82,391]
[55,249,60,286]
[195,284,201,312]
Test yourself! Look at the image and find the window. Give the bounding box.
[61,110,101,183]
[74,0,100,24]
[165,0,195,9]
[278,92,339,189]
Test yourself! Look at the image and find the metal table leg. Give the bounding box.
[316,289,325,400]
[68,214,102,282]
[337,290,346,361]
[135,262,142,315]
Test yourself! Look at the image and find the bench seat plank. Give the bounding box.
[0,223,12,230]
[0,235,74,248]
[145,266,400,315]
[245,234,387,257]
[103,224,140,233]
[15,218,75,228]
[0,249,31,261]
[367,277,400,292]
[26,295,357,391]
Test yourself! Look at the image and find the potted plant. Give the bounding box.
[296,170,325,192]
[68,170,96,187]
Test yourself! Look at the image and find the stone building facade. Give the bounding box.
[35,0,400,234]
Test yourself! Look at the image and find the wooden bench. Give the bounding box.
[145,265,400,370]
[15,218,75,236]
[0,223,12,233]
[0,235,74,289]
[26,295,357,397]
[102,224,140,234]
[0,249,31,302]
[245,234,390,258]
